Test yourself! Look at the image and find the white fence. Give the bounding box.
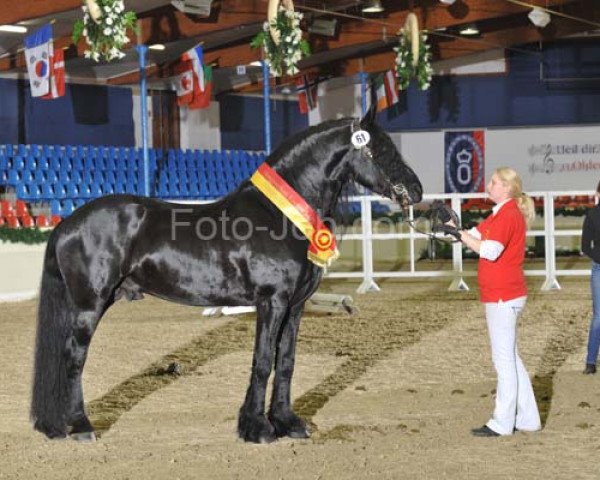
[327,191,596,293]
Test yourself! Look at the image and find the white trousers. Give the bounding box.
[484,297,541,435]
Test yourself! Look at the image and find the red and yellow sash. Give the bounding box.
[251,163,339,268]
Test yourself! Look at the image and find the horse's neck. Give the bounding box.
[268,121,353,217]
[275,146,351,218]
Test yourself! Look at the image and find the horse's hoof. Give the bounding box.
[70,431,97,442]
[269,412,310,439]
[238,413,276,444]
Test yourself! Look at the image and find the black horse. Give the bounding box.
[31,107,422,443]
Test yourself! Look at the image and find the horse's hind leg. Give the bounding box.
[268,304,309,438]
[238,296,288,443]
[65,307,108,441]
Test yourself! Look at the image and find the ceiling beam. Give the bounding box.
[1,0,81,25]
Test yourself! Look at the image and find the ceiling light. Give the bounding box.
[0,25,27,34]
[362,0,384,13]
[528,7,551,28]
[148,44,166,51]
[459,24,479,36]
[439,0,456,5]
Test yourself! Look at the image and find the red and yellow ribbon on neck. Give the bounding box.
[251,163,339,268]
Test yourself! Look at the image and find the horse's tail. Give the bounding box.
[31,232,72,438]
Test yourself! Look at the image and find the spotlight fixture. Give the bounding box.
[528,7,551,28]
[362,0,384,13]
[148,44,166,51]
[459,24,479,36]
[439,0,456,5]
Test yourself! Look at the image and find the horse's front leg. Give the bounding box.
[238,296,287,443]
[268,304,309,439]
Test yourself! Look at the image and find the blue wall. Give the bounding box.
[220,95,308,151]
[0,81,135,146]
[377,39,600,131]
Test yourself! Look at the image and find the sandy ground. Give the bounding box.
[1,277,599,479]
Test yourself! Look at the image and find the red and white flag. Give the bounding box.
[42,48,65,100]
[383,70,398,107]
[174,61,194,106]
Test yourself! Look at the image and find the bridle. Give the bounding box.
[349,121,458,245]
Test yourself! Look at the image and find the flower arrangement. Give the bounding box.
[72,0,139,62]
[250,6,310,77]
[393,31,433,90]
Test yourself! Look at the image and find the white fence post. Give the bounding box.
[541,192,561,291]
[356,195,380,293]
[448,195,469,291]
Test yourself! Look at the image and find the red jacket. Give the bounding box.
[476,199,527,302]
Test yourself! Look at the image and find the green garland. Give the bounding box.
[0,227,51,245]
[394,32,433,90]
[72,0,138,62]
[250,7,310,77]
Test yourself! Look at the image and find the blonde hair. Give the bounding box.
[495,167,535,226]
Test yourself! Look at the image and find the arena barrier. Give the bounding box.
[326,191,596,293]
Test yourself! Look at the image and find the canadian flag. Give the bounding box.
[175,61,194,106]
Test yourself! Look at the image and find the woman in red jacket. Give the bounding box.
[450,167,541,437]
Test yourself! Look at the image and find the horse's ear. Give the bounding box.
[360,100,377,128]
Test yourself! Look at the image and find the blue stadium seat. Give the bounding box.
[50,157,61,172]
[54,183,67,199]
[30,144,41,157]
[25,155,37,170]
[46,170,58,184]
[7,170,20,185]
[66,182,80,198]
[17,144,27,156]
[72,157,84,171]
[42,184,55,199]
[42,145,53,157]
[90,183,102,197]
[4,144,13,156]
[74,199,86,209]
[34,170,46,183]
[98,156,109,171]
[0,155,8,170]
[70,170,83,185]
[50,200,61,216]
[102,182,115,195]
[62,200,75,216]
[11,156,25,170]
[79,183,91,198]
[114,181,126,194]
[38,157,50,170]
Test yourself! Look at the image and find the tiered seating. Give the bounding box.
[0,143,267,221]
[0,199,55,228]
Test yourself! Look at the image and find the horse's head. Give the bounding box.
[347,106,423,214]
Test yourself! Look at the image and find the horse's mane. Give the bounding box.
[264,117,355,167]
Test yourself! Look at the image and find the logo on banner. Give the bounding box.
[444,131,485,193]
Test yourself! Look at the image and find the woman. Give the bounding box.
[447,167,541,437]
[581,181,600,375]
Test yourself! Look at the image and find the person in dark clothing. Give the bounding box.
[581,180,600,375]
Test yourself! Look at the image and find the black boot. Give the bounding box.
[583,364,596,375]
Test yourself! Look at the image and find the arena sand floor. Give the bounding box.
[0,277,599,479]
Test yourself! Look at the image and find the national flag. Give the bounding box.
[295,75,318,114]
[182,45,205,93]
[174,61,194,106]
[24,24,53,97]
[42,48,65,100]
[188,65,212,110]
[383,70,398,107]
[374,74,388,112]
